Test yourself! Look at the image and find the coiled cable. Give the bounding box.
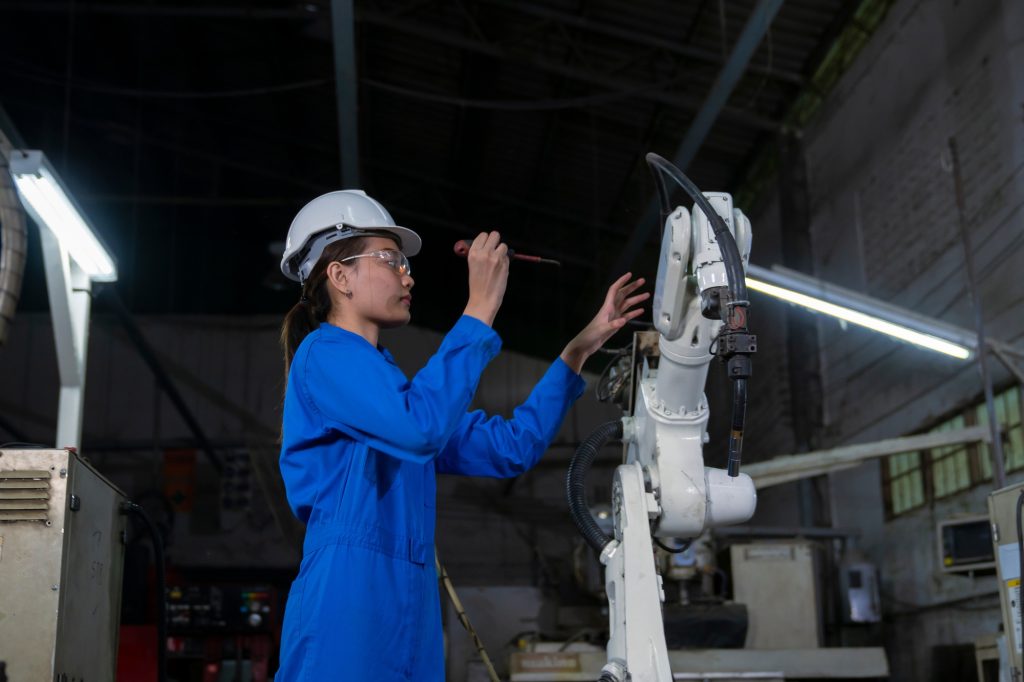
[567,421,623,554]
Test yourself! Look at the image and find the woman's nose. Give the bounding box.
[404,275,415,289]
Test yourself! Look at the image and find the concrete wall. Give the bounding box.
[749,0,1024,679]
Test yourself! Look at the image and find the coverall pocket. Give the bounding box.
[299,543,418,678]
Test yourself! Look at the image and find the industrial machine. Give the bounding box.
[567,154,758,682]
[989,482,1024,680]
[731,541,821,649]
[0,447,128,681]
[164,583,279,681]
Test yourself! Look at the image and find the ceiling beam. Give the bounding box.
[479,0,804,86]
[331,0,360,186]
[358,9,781,132]
[1,2,783,131]
[0,1,796,91]
[611,0,786,278]
[0,2,318,18]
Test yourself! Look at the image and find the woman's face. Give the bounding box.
[339,236,415,329]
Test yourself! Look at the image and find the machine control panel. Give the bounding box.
[166,585,276,634]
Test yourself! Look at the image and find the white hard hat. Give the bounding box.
[280,190,421,282]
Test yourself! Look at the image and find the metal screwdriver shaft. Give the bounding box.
[453,239,561,266]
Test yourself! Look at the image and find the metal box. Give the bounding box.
[938,514,995,574]
[840,560,881,624]
[0,448,127,681]
[989,482,1024,681]
[730,541,821,649]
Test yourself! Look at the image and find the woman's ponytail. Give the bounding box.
[281,299,318,375]
[279,236,369,379]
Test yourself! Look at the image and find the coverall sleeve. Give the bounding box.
[302,315,502,462]
[435,357,586,477]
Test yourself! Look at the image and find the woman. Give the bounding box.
[275,190,647,680]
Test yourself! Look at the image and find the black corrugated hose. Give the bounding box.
[567,420,622,554]
[122,501,167,682]
[644,153,754,478]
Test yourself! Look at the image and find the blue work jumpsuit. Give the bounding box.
[276,315,585,680]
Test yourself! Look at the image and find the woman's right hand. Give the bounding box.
[463,231,509,327]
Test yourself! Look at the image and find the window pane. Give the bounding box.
[887,452,925,516]
[1007,389,1021,427]
[1009,424,1024,471]
[945,455,956,494]
[910,470,924,507]
[997,391,1009,425]
[892,478,904,515]
[890,451,919,477]
[981,441,993,479]
[901,453,912,475]
[954,451,970,491]
[934,455,948,497]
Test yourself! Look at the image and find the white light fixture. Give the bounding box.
[746,264,972,360]
[9,150,117,281]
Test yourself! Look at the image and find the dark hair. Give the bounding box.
[280,236,369,376]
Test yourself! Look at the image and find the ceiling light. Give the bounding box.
[9,150,117,281]
[746,264,972,360]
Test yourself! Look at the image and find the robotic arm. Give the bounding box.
[568,156,758,682]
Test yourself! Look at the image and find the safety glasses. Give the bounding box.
[339,249,412,277]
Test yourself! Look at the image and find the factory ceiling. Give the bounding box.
[1,0,862,362]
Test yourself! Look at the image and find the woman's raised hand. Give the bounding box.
[560,273,649,374]
[463,231,510,327]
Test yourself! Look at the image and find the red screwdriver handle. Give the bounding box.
[453,239,560,266]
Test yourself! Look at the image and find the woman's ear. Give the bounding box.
[325,261,353,298]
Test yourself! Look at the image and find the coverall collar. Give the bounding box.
[318,321,397,365]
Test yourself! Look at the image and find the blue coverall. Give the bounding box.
[276,315,585,680]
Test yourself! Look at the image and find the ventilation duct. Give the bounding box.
[0,123,28,346]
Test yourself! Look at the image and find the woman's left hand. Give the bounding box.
[560,273,649,374]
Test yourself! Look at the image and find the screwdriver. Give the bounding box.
[453,239,561,266]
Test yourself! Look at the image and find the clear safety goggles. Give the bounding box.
[339,249,412,277]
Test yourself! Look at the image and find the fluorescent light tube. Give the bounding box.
[746,275,971,360]
[9,150,117,281]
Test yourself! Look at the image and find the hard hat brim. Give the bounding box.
[373,225,421,258]
[279,223,422,282]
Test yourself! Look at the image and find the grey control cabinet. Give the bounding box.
[989,482,1024,681]
[0,448,127,681]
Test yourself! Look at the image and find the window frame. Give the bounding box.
[881,384,1023,519]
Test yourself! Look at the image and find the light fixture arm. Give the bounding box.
[39,227,92,449]
[8,149,114,449]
